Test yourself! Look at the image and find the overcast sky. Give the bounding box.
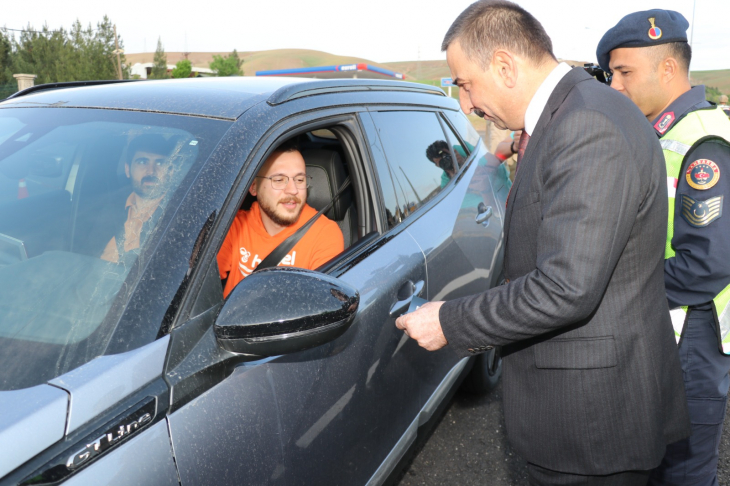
[3,0,729,71]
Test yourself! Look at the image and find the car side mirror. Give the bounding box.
[214,267,359,357]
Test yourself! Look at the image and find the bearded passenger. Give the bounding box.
[101,134,179,263]
[216,139,344,298]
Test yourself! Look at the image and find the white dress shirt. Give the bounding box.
[524,62,572,135]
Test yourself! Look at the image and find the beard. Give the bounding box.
[259,195,303,227]
[132,175,166,200]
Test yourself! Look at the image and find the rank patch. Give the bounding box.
[654,112,674,134]
[680,194,723,227]
[686,159,720,190]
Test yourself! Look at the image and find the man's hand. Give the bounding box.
[395,301,448,351]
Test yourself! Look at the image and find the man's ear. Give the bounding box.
[124,163,130,178]
[492,50,517,89]
[660,57,680,84]
[249,180,258,197]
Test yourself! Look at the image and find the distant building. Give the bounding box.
[256,63,405,80]
[130,63,216,79]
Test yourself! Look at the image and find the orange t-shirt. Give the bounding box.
[217,201,344,298]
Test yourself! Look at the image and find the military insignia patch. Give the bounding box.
[686,159,720,190]
[654,112,675,134]
[648,17,663,40]
[680,194,723,227]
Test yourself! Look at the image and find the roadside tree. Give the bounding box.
[171,60,192,78]
[210,50,243,76]
[150,37,168,79]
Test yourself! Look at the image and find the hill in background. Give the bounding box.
[126,48,393,75]
[126,49,729,95]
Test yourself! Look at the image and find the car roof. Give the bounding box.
[0,77,447,121]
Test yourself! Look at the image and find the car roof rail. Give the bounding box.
[4,79,138,100]
[267,79,446,106]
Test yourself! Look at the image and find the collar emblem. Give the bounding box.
[648,17,663,40]
[655,111,675,134]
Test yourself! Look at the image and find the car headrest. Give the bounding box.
[302,149,351,221]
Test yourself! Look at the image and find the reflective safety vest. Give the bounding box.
[661,106,730,354]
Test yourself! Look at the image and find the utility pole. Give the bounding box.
[689,0,697,84]
[113,24,124,80]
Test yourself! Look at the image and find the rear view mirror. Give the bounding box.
[214,267,359,357]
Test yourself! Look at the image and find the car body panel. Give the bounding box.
[168,230,428,485]
[0,77,307,120]
[60,420,178,486]
[49,336,170,434]
[0,385,68,478]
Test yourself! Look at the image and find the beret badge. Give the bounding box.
[648,17,663,40]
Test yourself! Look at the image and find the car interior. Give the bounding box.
[237,126,376,261]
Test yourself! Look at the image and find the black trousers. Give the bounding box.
[648,309,730,486]
[527,463,650,486]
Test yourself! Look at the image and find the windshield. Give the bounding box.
[0,107,231,390]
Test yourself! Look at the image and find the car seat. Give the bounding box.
[302,149,357,248]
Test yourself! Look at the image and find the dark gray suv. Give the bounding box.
[0,77,509,485]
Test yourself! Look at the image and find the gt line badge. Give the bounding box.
[686,159,720,190]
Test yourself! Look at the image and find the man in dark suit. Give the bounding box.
[395,1,690,483]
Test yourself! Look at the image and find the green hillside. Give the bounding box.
[691,69,730,96]
[126,49,729,97]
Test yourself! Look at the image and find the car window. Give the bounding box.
[440,116,469,170]
[0,107,230,391]
[369,111,453,226]
[442,110,481,153]
[442,110,512,200]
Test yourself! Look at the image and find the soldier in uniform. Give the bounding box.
[599,9,730,485]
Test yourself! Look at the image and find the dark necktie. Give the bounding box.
[516,131,531,172]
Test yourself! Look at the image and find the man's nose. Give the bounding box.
[609,76,623,92]
[458,90,473,115]
[283,177,299,194]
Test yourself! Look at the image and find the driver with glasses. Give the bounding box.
[217,139,344,298]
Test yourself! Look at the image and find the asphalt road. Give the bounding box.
[397,381,730,485]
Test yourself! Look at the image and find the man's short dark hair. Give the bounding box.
[275,137,300,154]
[127,134,178,164]
[426,140,451,161]
[442,0,557,68]
[651,41,692,73]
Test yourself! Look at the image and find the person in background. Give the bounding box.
[598,9,730,485]
[101,134,178,264]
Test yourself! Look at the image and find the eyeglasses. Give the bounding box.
[256,175,312,190]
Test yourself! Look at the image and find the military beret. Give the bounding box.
[596,9,689,72]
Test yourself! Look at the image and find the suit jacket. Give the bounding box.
[440,68,690,475]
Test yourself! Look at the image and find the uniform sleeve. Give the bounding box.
[309,218,344,270]
[216,216,238,279]
[665,140,730,308]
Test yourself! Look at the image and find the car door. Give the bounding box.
[164,107,431,486]
[366,108,504,403]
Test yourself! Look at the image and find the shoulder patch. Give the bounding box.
[680,193,723,227]
[686,159,720,190]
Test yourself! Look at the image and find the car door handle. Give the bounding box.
[475,203,493,226]
[390,280,425,318]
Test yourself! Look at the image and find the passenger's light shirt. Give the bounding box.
[101,192,162,263]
